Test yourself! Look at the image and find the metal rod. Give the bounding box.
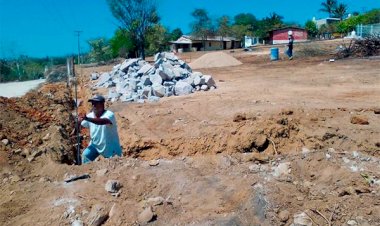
[72,57,81,165]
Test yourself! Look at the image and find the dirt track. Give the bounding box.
[1,42,380,225]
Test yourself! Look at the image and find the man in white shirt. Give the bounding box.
[79,95,122,164]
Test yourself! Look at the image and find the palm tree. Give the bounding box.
[320,0,338,17]
[333,3,348,20]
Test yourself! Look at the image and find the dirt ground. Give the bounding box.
[1,40,380,225]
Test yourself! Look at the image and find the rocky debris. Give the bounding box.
[249,164,261,173]
[374,108,380,114]
[105,180,121,193]
[143,197,165,206]
[292,212,312,226]
[45,66,68,83]
[272,162,291,178]
[11,175,22,183]
[346,220,358,226]
[350,116,369,125]
[91,73,99,80]
[91,52,217,103]
[1,139,9,145]
[27,149,45,162]
[149,159,160,166]
[138,206,156,224]
[278,210,290,222]
[72,220,84,226]
[86,204,109,226]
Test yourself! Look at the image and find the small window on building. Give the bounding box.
[209,42,211,47]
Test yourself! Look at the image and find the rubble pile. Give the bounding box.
[90,52,217,103]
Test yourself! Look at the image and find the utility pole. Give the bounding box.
[74,30,83,65]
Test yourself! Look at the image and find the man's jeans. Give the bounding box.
[82,145,100,164]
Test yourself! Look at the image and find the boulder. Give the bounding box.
[192,71,203,77]
[91,73,99,80]
[105,180,121,193]
[175,81,193,96]
[162,67,176,80]
[148,96,160,102]
[138,206,155,224]
[158,70,172,81]
[152,84,166,97]
[193,75,202,86]
[203,75,216,87]
[201,85,209,91]
[115,81,129,94]
[154,52,163,62]
[96,73,112,87]
[163,81,175,87]
[164,52,178,61]
[150,73,163,85]
[120,58,139,73]
[107,90,120,102]
[113,63,121,71]
[137,64,153,75]
[293,212,312,226]
[142,86,152,99]
[139,76,152,86]
[86,204,109,226]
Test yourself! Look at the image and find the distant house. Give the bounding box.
[268,27,308,45]
[169,35,241,52]
[313,17,341,29]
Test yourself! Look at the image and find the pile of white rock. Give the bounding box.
[90,52,216,103]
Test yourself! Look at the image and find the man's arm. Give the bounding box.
[83,115,112,125]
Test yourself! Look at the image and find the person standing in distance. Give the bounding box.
[79,95,122,164]
[287,30,294,60]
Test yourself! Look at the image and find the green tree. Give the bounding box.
[217,16,232,37]
[145,24,169,55]
[234,13,257,26]
[336,15,362,34]
[88,38,113,62]
[255,12,284,38]
[233,13,258,32]
[305,20,318,38]
[362,9,380,24]
[169,28,183,41]
[320,0,338,17]
[333,3,348,20]
[0,60,12,82]
[190,8,212,51]
[110,29,136,58]
[107,0,159,59]
[336,9,380,34]
[230,24,253,40]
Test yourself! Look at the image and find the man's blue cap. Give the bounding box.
[88,94,105,103]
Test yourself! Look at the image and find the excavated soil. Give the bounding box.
[1,41,380,225]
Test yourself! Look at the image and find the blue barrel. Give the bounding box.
[270,48,279,61]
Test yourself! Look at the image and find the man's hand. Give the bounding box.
[78,114,87,124]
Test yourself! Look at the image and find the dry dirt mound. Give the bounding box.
[189,51,242,69]
[0,83,76,165]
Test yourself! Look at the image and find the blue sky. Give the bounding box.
[0,0,379,58]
